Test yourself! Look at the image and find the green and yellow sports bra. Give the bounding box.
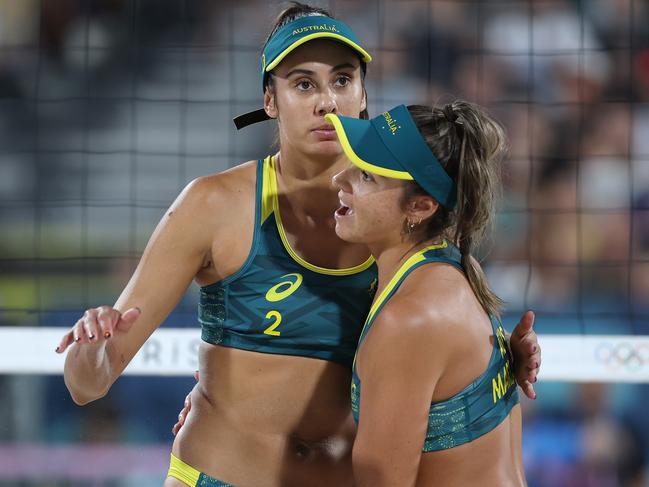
[351,242,519,451]
[198,156,378,367]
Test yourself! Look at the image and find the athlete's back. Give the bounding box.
[413,254,524,487]
[352,246,525,487]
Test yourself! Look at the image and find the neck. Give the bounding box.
[369,237,438,298]
[275,145,349,219]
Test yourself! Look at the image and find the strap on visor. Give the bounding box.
[233,109,271,130]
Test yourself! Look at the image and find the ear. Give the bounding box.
[361,87,367,113]
[407,194,439,223]
[264,88,278,119]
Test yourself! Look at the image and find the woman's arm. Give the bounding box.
[57,176,223,405]
[352,301,448,487]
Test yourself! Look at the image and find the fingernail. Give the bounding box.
[89,334,95,340]
[104,331,111,339]
[75,336,81,342]
[55,346,60,352]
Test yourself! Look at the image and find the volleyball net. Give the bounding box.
[1,0,648,384]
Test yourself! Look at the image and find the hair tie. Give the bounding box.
[442,103,463,126]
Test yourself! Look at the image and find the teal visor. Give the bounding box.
[261,15,371,90]
[325,105,457,209]
[233,15,371,130]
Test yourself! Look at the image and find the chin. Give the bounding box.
[334,222,365,244]
[315,143,343,158]
[304,137,343,156]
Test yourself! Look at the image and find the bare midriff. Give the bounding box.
[172,343,356,487]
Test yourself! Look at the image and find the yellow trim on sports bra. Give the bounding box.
[325,113,414,180]
[168,453,200,486]
[267,155,375,276]
[353,241,448,368]
[261,155,275,223]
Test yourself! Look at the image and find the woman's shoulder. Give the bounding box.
[376,263,471,340]
[191,159,258,194]
[401,261,470,313]
[362,261,493,384]
[166,159,260,230]
[361,273,460,378]
[180,159,258,206]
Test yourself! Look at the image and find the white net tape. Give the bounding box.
[2,328,649,382]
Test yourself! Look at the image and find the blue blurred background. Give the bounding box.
[1,0,648,485]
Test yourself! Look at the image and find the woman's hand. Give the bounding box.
[56,306,141,353]
[509,310,540,400]
[172,370,199,436]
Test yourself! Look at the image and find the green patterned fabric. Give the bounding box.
[351,243,519,452]
[196,473,235,487]
[199,157,378,367]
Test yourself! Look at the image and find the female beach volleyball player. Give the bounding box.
[57,4,538,486]
[328,102,526,486]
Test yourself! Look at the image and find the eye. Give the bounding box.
[360,170,373,182]
[334,76,351,88]
[296,80,313,91]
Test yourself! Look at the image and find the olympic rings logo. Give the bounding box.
[594,342,649,371]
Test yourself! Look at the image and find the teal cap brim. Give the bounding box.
[325,113,413,180]
[262,16,371,87]
[326,105,457,209]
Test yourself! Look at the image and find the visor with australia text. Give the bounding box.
[233,15,372,130]
[325,105,457,209]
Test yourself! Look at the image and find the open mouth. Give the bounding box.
[335,205,354,217]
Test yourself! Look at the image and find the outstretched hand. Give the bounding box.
[55,306,141,354]
[509,310,540,400]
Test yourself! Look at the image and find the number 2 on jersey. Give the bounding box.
[263,310,282,336]
[263,273,302,337]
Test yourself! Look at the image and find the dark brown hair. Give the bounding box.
[402,101,508,317]
[263,2,368,120]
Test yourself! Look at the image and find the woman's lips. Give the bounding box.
[312,125,337,140]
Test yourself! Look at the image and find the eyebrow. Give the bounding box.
[285,62,359,78]
[332,62,358,72]
[285,68,315,78]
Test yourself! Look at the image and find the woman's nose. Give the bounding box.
[316,89,337,116]
[332,166,352,191]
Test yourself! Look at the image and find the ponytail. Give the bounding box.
[404,101,508,317]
